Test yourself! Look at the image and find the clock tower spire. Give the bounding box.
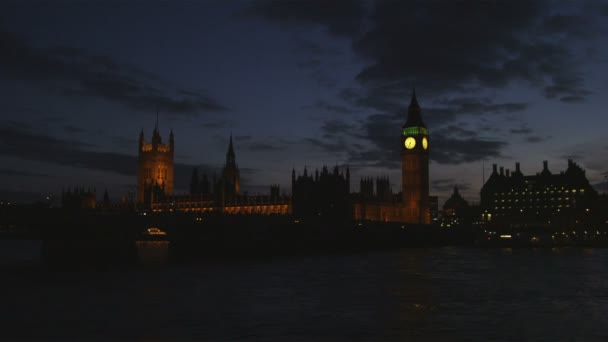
[401,88,430,224]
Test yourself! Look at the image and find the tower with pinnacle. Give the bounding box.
[401,89,430,224]
[221,134,240,198]
[137,115,174,204]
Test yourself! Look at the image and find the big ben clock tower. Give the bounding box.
[401,89,430,224]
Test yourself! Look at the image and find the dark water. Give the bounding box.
[1,242,608,340]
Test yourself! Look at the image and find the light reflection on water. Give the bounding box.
[135,240,170,266]
[0,246,607,340]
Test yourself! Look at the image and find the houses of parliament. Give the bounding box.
[137,91,432,224]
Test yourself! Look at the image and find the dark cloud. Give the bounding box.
[543,74,591,101]
[526,135,551,143]
[250,0,365,36]
[255,0,598,102]
[250,0,604,170]
[0,28,225,116]
[431,135,506,165]
[510,126,533,135]
[509,125,551,144]
[354,1,594,101]
[0,168,52,178]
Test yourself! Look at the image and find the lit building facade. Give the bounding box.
[137,121,174,204]
[480,160,598,227]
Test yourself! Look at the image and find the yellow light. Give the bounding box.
[500,234,512,239]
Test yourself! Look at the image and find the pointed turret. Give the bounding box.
[152,110,162,146]
[222,133,240,196]
[225,133,236,167]
[227,133,235,157]
[169,128,174,152]
[404,87,425,128]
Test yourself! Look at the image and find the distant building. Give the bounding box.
[354,90,431,224]
[62,187,96,209]
[444,186,469,212]
[137,118,174,205]
[441,186,470,227]
[480,160,598,227]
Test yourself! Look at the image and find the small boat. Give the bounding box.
[146,227,167,236]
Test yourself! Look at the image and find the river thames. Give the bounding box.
[1,243,607,340]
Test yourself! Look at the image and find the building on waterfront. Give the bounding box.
[291,165,351,222]
[137,117,174,205]
[480,160,598,227]
[140,92,434,223]
[151,133,290,215]
[354,90,431,224]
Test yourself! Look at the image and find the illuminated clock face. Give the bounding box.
[405,137,416,149]
[422,137,428,150]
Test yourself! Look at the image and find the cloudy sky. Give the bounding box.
[1,0,608,205]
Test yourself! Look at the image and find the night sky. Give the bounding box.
[1,0,608,205]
